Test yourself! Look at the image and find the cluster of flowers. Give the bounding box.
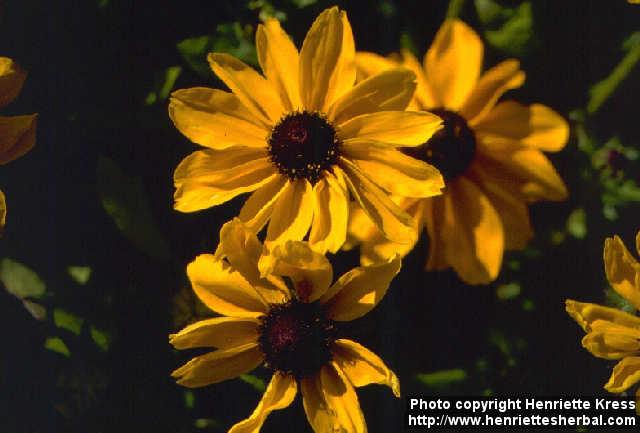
[2,4,637,433]
[165,6,583,432]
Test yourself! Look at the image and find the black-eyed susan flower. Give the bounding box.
[348,19,569,284]
[169,6,444,254]
[567,230,640,401]
[170,219,400,433]
[0,57,37,234]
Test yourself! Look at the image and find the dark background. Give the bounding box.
[1,0,639,432]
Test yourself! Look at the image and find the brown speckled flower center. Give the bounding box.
[268,111,340,184]
[402,108,476,181]
[258,299,336,378]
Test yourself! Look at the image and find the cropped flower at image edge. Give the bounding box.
[0,57,37,234]
[169,6,444,255]
[170,219,401,433]
[566,230,640,401]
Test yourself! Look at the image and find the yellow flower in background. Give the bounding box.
[0,57,37,234]
[566,230,640,401]
[170,219,400,433]
[169,6,444,254]
[349,19,569,284]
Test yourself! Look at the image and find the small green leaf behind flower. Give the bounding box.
[474,0,535,56]
[178,23,258,77]
[97,156,171,261]
[0,258,47,320]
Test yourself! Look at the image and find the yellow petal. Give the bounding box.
[605,357,640,393]
[229,372,297,433]
[187,254,268,318]
[208,53,284,125]
[0,189,5,235]
[337,160,414,244]
[468,163,533,250]
[169,317,259,349]
[265,179,314,246]
[321,362,367,433]
[169,88,269,149]
[299,7,355,112]
[636,230,640,258]
[423,198,449,271]
[0,114,37,165]
[328,68,416,125]
[173,150,277,212]
[349,198,425,266]
[475,145,568,202]
[239,175,289,232]
[474,101,568,152]
[322,255,401,322]
[345,201,380,249]
[215,219,288,305]
[461,60,525,124]
[174,147,269,184]
[339,111,442,146]
[354,51,397,81]
[333,339,400,397]
[256,19,301,111]
[356,199,424,266]
[301,363,367,433]
[0,57,26,108]
[215,219,264,284]
[442,178,504,284]
[399,49,436,109]
[308,173,349,254]
[565,300,640,332]
[604,235,640,311]
[582,329,640,360]
[259,241,333,302]
[344,141,444,198]
[171,343,263,388]
[424,19,483,110]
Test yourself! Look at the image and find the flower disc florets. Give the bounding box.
[258,299,336,378]
[268,111,341,184]
[403,109,476,181]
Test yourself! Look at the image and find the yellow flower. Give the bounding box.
[349,19,569,284]
[566,230,640,400]
[169,6,444,254]
[170,219,401,433]
[0,57,37,234]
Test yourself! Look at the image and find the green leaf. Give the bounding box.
[475,0,502,24]
[184,390,195,410]
[54,309,84,336]
[177,23,258,77]
[145,66,182,106]
[248,1,287,21]
[496,282,521,300]
[90,325,111,351]
[67,266,92,285]
[446,0,466,19]
[240,373,266,392]
[288,0,317,7]
[0,258,46,299]
[45,337,71,357]
[97,156,171,261]
[588,32,640,114]
[483,2,534,56]
[566,208,587,239]
[416,369,467,388]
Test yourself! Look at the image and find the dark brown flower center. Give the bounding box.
[258,299,336,378]
[402,108,476,181]
[268,111,340,184]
